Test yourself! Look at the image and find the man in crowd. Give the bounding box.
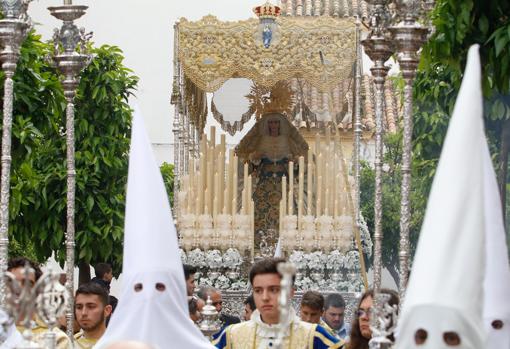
[91,263,113,293]
[323,293,350,340]
[198,286,240,328]
[188,296,205,323]
[300,291,324,324]
[213,258,344,349]
[74,282,113,348]
[8,257,71,349]
[183,264,197,297]
[242,294,256,321]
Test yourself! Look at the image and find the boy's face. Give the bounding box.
[252,273,282,324]
[300,304,322,324]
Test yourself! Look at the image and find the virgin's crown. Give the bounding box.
[253,1,281,19]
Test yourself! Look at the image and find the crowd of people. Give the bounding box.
[4,255,399,349]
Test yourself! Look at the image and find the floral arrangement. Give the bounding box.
[205,249,224,269]
[223,248,243,269]
[289,251,308,270]
[307,251,326,270]
[326,250,344,270]
[187,248,206,268]
[179,248,187,264]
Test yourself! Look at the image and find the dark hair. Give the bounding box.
[348,288,399,349]
[301,291,324,311]
[244,294,256,311]
[94,263,112,279]
[324,293,346,310]
[75,282,109,306]
[183,264,197,281]
[8,257,43,281]
[249,258,291,285]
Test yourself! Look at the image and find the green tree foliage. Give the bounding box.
[6,32,138,275]
[360,133,428,285]
[418,0,510,217]
[160,162,175,207]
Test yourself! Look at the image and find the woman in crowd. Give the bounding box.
[347,288,399,349]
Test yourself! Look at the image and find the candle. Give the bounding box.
[232,155,238,215]
[325,188,330,216]
[204,188,209,214]
[225,150,233,214]
[298,156,304,220]
[213,171,219,217]
[219,135,226,211]
[281,176,287,219]
[64,0,72,4]
[307,151,313,215]
[243,162,249,211]
[198,152,205,215]
[288,161,294,215]
[316,175,322,216]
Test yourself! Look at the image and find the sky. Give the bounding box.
[28,0,266,163]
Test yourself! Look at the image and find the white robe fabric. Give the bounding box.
[94,109,214,349]
[0,324,22,349]
[395,45,486,349]
[482,128,510,348]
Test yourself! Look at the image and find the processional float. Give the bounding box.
[172,2,379,305]
[173,0,434,346]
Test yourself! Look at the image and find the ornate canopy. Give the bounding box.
[176,15,357,93]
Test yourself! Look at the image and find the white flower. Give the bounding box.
[344,250,360,270]
[187,248,206,268]
[205,249,223,269]
[230,280,249,291]
[295,276,315,291]
[223,248,243,268]
[326,250,344,270]
[214,275,231,289]
[307,251,325,270]
[179,248,187,264]
[289,251,308,270]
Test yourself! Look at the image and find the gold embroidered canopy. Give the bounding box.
[176,15,357,93]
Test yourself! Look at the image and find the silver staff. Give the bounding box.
[0,0,32,304]
[48,0,92,340]
[388,0,432,304]
[361,0,394,293]
[275,262,296,349]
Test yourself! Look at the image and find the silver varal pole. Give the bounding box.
[389,0,430,303]
[361,0,394,293]
[48,2,92,340]
[0,0,32,304]
[275,262,296,349]
[353,18,362,226]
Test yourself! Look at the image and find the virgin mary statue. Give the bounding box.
[236,112,308,250]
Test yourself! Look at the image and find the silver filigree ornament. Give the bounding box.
[3,267,68,349]
[368,293,399,349]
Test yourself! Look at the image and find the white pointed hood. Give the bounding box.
[395,45,486,349]
[482,130,510,348]
[94,109,214,349]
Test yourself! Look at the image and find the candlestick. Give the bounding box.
[316,175,322,216]
[288,161,294,215]
[232,155,238,215]
[225,150,232,214]
[307,155,312,216]
[298,156,304,221]
[204,188,209,215]
[243,162,249,211]
[281,176,287,219]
